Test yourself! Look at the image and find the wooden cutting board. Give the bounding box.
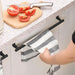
[3,3,42,29]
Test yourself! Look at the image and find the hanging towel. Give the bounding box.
[26,30,59,54]
[21,30,60,75]
[21,29,59,61]
[21,49,39,61]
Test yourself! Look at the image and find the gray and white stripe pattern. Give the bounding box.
[21,49,39,61]
[21,29,59,61]
[47,65,60,75]
[26,30,59,54]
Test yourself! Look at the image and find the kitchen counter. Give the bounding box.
[0,0,74,46]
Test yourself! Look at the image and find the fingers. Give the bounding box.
[44,48,49,53]
[39,48,51,64]
[42,48,49,54]
[39,48,50,58]
[44,48,51,55]
[40,48,48,56]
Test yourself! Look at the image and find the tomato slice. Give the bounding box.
[25,9,36,16]
[7,5,19,16]
[19,6,30,13]
[19,15,30,22]
[26,6,30,10]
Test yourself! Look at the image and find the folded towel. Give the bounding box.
[21,30,59,61]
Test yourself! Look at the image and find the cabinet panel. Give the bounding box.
[0,44,11,75]
[55,3,75,75]
[45,4,75,75]
[11,46,50,75]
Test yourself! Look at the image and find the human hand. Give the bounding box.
[39,48,51,64]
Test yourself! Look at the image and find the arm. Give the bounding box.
[39,41,75,65]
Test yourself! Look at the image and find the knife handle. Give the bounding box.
[31,2,53,8]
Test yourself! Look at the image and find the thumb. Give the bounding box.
[43,48,51,55]
[45,48,49,51]
[39,48,48,57]
[43,48,49,53]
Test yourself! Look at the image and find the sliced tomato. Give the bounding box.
[7,5,19,16]
[19,7,26,13]
[19,15,30,22]
[26,6,30,10]
[19,6,30,13]
[25,9,36,16]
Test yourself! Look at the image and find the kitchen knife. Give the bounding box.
[8,2,53,8]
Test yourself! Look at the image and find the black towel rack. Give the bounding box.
[12,16,64,52]
[48,16,64,30]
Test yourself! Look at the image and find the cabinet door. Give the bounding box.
[45,3,75,75]
[10,20,50,75]
[58,5,75,49]
[0,44,11,75]
[54,4,75,75]
[11,45,51,75]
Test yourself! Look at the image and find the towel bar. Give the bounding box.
[12,16,64,52]
[48,16,64,30]
[0,51,8,60]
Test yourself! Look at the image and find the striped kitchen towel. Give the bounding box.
[47,65,60,75]
[26,30,59,54]
[21,48,39,61]
[21,29,59,62]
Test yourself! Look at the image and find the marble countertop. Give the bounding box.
[0,0,74,46]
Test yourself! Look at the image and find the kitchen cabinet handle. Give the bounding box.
[0,51,8,60]
[12,43,26,52]
[12,16,64,52]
